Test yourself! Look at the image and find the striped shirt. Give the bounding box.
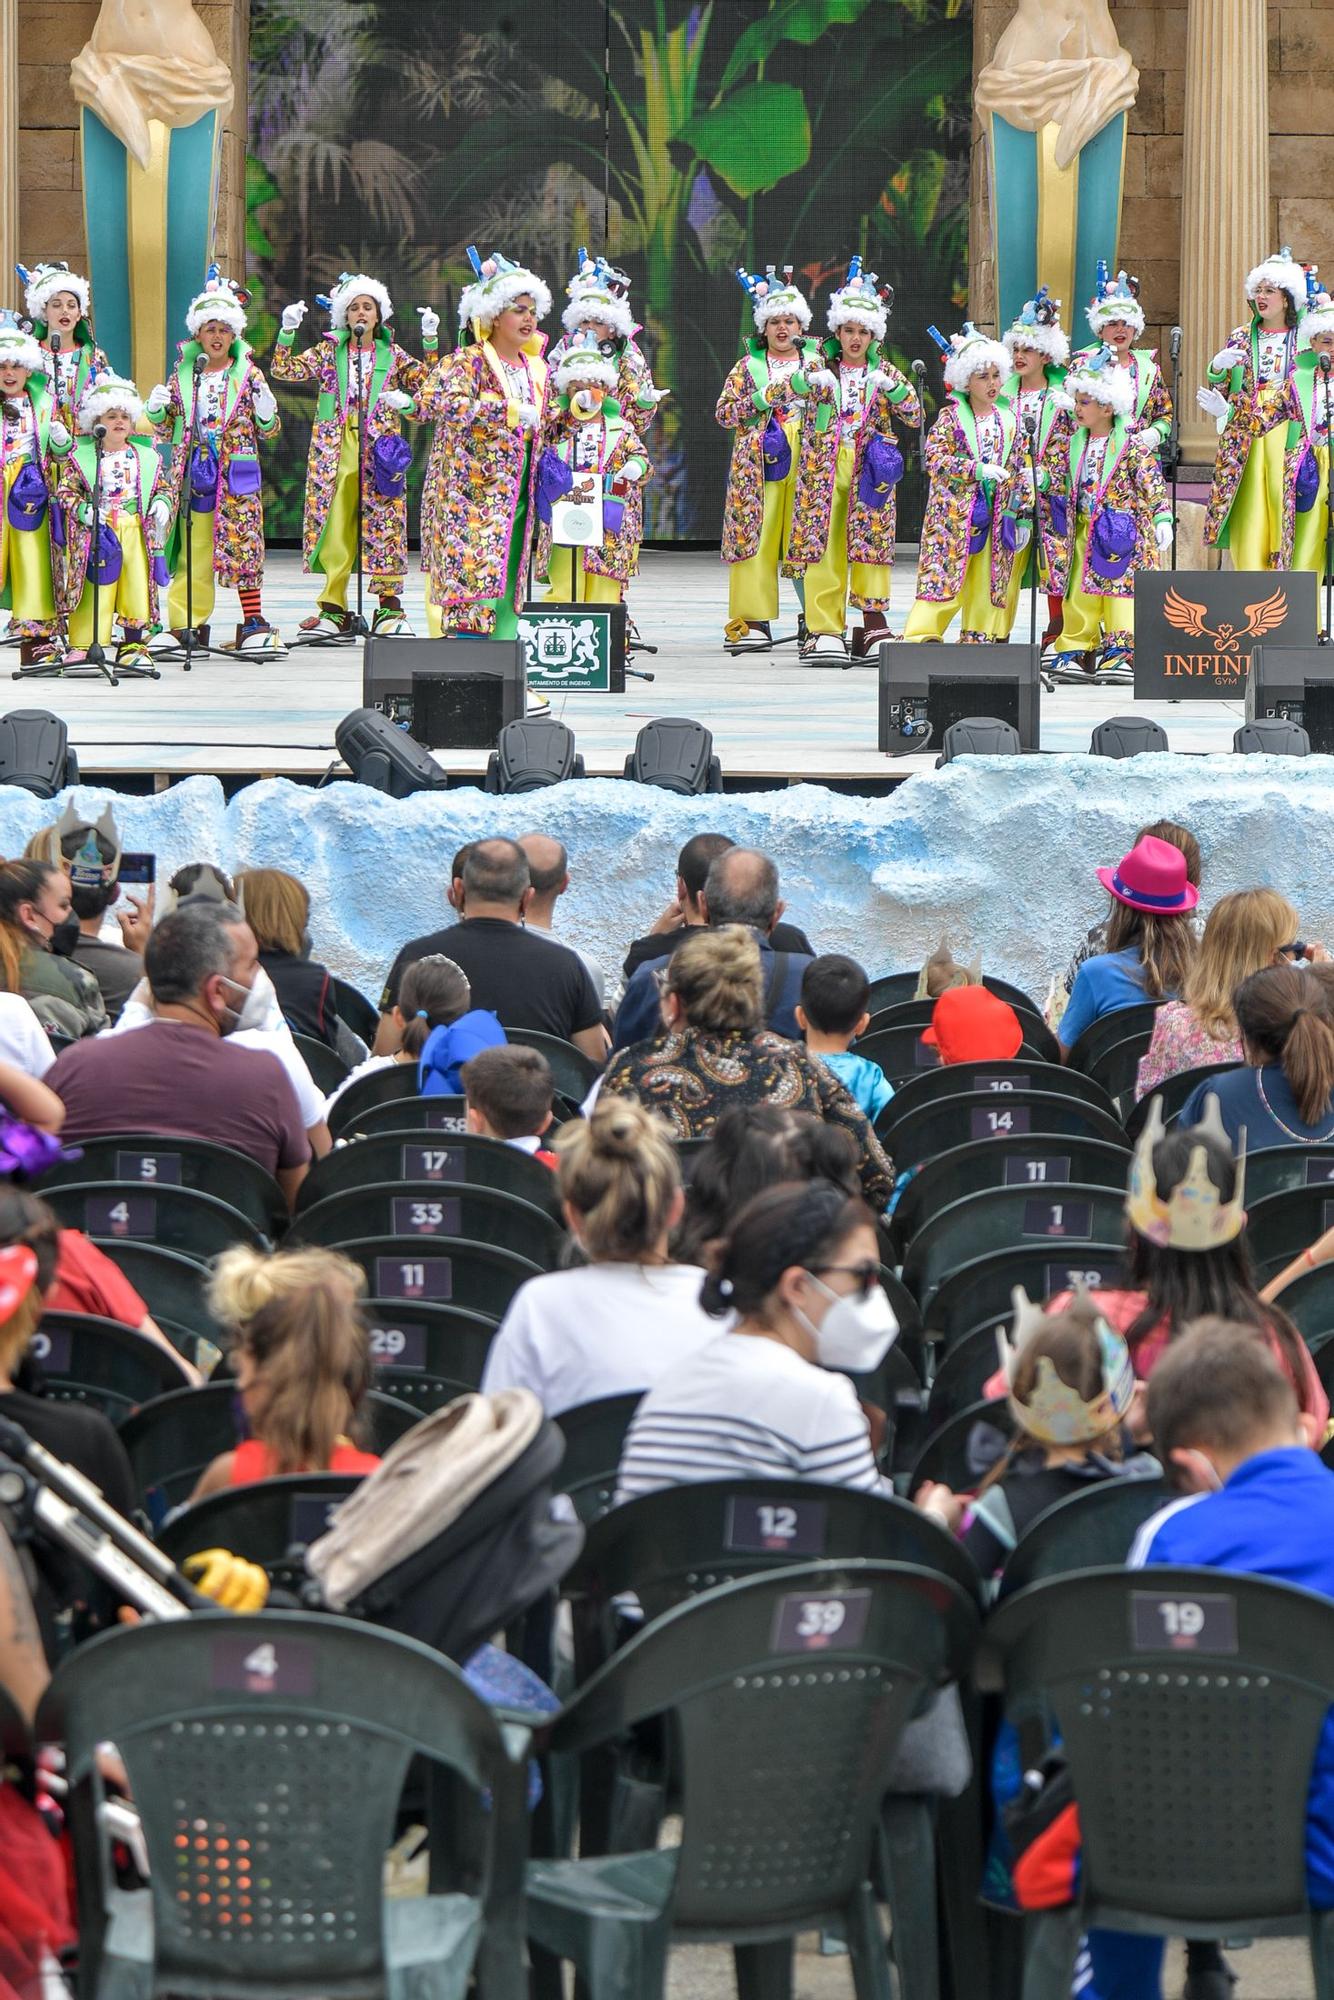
[615,1332,888,1503]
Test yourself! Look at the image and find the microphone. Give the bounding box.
[92,422,107,441]
[193,353,207,375]
[1024,412,1037,436]
[1169,325,1182,362]
[1322,354,1332,378]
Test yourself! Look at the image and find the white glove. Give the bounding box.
[144,383,171,418]
[514,400,541,433]
[649,385,670,403]
[417,306,440,340]
[1211,345,1246,373]
[47,419,70,450]
[148,494,172,530]
[808,367,839,393]
[1196,385,1229,420]
[250,379,277,423]
[382,388,415,414]
[1154,519,1174,552]
[281,300,307,333]
[620,462,644,484]
[866,369,892,396]
[976,460,1007,482]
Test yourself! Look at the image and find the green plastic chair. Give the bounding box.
[334,1236,542,1321]
[504,1027,602,1098]
[861,995,1060,1067]
[859,1027,1048,1090]
[924,1241,1126,1348]
[89,1239,227,1340]
[890,1133,1130,1259]
[882,1092,1128,1176]
[997,1475,1169,1599]
[1268,1261,1334,1349]
[335,1092,472,1140]
[44,1181,268,1261]
[909,1398,1014,1493]
[1241,1185,1334,1286]
[554,1393,643,1524]
[155,1473,366,1591]
[923,1325,1001,1438]
[877,1060,1114,1139]
[292,1031,352,1095]
[1247,1145,1334,1206]
[902,1183,1128,1313]
[35,1131,286,1238]
[1085,1030,1158,1118]
[288,1182,566,1269]
[361,1298,498,1412]
[30,1311,193,1420]
[1122,1063,1241,1141]
[525,1560,979,2000]
[984,1566,1334,1997]
[297,1130,562,1217]
[330,976,380,1047]
[1065,1001,1163,1079]
[327,1062,428,1137]
[40,1609,530,2000]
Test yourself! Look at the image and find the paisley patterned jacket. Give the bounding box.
[150,340,279,586]
[913,398,1023,606]
[1204,321,1299,548]
[786,347,922,603]
[716,338,822,565]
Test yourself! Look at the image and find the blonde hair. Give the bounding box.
[554,1097,681,1262]
[235,868,310,958]
[208,1245,372,1474]
[22,825,57,864]
[1183,888,1299,1043]
[668,924,763,1034]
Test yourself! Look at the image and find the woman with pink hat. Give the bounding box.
[1057,834,1200,1055]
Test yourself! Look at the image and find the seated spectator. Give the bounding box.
[601,927,895,1207]
[674,1104,860,1267]
[921,984,1024,1065]
[0,1057,63,1133]
[916,940,982,998]
[1060,818,1203,1002]
[161,860,234,911]
[615,846,815,1049]
[0,859,107,1042]
[47,903,312,1207]
[797,954,893,1121]
[462,1045,557,1163]
[1135,889,1311,1101]
[235,866,361,1062]
[622,831,814,981]
[375,839,605,1062]
[324,955,478,1116]
[1057,836,1200,1055]
[415,961,506,1097]
[617,1178,895,1499]
[518,833,610,1011]
[0,991,56,1081]
[39,804,148,1021]
[480,1097,717,1415]
[192,1244,380,1496]
[1178,963,1334,1150]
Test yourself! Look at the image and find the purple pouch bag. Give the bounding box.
[761,413,792,483]
[6,461,47,532]
[1000,514,1022,553]
[226,454,262,499]
[371,433,411,499]
[89,522,122,587]
[603,495,626,536]
[1090,506,1138,579]
[49,498,64,551]
[858,435,904,510]
[968,486,992,553]
[189,442,219,513]
[1295,446,1320,514]
[535,446,574,526]
[152,553,170,587]
[1047,492,1069,540]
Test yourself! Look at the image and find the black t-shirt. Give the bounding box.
[622,918,814,981]
[263,950,337,1048]
[381,917,601,1040]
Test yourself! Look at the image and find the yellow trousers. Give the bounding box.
[318,423,402,608]
[1057,516,1134,649]
[802,441,892,636]
[544,548,622,604]
[727,419,801,626]
[1293,443,1331,578]
[0,459,56,625]
[166,506,217,629]
[69,514,150,648]
[1226,423,1288,571]
[903,542,1013,642]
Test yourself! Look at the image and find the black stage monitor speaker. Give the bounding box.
[1246,645,1334,752]
[485,720,585,794]
[1090,715,1170,758]
[1233,716,1311,757]
[878,644,1040,756]
[624,718,723,794]
[335,707,447,797]
[0,709,78,797]
[362,635,525,748]
[937,716,1022,765]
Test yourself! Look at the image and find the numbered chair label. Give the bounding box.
[115,1150,182,1185]
[29,1326,72,1373]
[1004,1155,1071,1188]
[772,1588,870,1653]
[375,1256,453,1301]
[972,1105,1031,1140]
[367,1321,427,1371]
[391,1195,462,1237]
[400,1145,466,1183]
[1304,1158,1334,1185]
[1130,1590,1238,1655]
[288,1494,343,1546]
[973,1073,1031,1094]
[86,1193,156,1240]
[423,1105,468,1134]
[211,1636,315,1695]
[913,1038,942,1070]
[1045,1261,1110,1295]
[725,1496,827,1557]
[1022,1198,1092,1240]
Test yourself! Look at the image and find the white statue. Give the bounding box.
[974,0,1138,168]
[70,0,233,169]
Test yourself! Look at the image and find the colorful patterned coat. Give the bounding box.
[1071,344,1172,446]
[1001,372,1074,585]
[271,329,432,580]
[39,339,111,436]
[716,337,822,565]
[1204,321,1299,547]
[550,330,662,554]
[149,340,279,587]
[0,375,70,617]
[534,401,651,584]
[416,340,551,631]
[786,348,921,602]
[54,437,165,621]
[1280,353,1334,570]
[1050,418,1169,598]
[913,398,1023,606]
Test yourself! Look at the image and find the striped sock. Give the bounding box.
[238,587,263,623]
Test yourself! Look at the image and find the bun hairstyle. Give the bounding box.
[397,954,471,1058]
[554,1097,680,1262]
[668,924,763,1035]
[700,1178,873,1319]
[208,1245,372,1474]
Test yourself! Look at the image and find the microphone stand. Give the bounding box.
[1165,326,1183,568]
[176,354,226,670]
[76,422,116,685]
[1322,354,1333,645]
[298,325,372,648]
[1024,410,1054,692]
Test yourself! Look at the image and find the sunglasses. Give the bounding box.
[807,1260,880,1300]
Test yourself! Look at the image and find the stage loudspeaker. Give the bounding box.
[1090,715,1170,758]
[623,718,723,794]
[335,708,448,797]
[937,716,1023,765]
[1246,646,1334,752]
[0,709,78,797]
[1233,717,1311,757]
[363,635,525,749]
[878,643,1040,755]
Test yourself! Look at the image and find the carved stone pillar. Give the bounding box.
[0,0,17,295]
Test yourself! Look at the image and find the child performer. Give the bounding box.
[716,264,821,653]
[1050,345,1173,679]
[1198,246,1309,571]
[144,268,283,656]
[549,250,665,425]
[272,272,435,638]
[903,323,1026,644]
[1078,264,1172,453]
[1002,286,1072,652]
[56,375,172,668]
[417,248,551,641]
[1281,287,1334,588]
[14,260,110,437]
[786,258,921,662]
[535,331,650,606]
[0,313,71,667]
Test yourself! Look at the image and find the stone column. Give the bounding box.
[0,0,17,291]
[1178,0,1270,462]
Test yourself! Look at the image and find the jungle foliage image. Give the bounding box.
[248,0,972,541]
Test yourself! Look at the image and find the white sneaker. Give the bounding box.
[526,689,552,718]
[236,620,288,657]
[811,632,849,660]
[146,628,182,655]
[372,608,416,638]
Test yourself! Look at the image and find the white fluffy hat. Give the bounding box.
[1065,344,1136,418]
[555,332,618,394]
[736,263,812,334]
[827,255,890,342]
[186,263,248,337]
[1301,289,1334,348]
[941,323,1011,392]
[1005,285,1070,366]
[1245,247,1308,315]
[78,372,145,433]
[563,250,636,341]
[15,260,90,325]
[1087,264,1145,337]
[458,248,551,334]
[326,273,394,330]
[0,313,44,374]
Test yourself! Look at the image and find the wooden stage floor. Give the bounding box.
[1,549,1250,787]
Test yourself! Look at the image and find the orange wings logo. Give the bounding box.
[1162,586,1287,653]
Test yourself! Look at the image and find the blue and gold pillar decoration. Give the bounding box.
[985,110,1129,343]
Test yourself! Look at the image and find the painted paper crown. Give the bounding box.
[999,1285,1137,1446]
[0,310,43,375]
[47,801,121,889]
[1125,1093,1247,1251]
[15,259,90,324]
[458,247,552,334]
[1087,260,1145,335]
[931,320,1011,392]
[186,262,250,337]
[1005,284,1070,365]
[827,254,892,338]
[736,262,812,332]
[1064,341,1135,416]
[562,247,635,340]
[555,328,618,394]
[1245,244,1308,314]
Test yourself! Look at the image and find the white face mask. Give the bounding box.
[797,1272,899,1373]
[219,965,276,1037]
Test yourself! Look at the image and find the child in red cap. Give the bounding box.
[922,985,1025,1066]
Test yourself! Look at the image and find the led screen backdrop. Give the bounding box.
[247,0,973,542]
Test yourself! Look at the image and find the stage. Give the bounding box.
[1,549,1253,788]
